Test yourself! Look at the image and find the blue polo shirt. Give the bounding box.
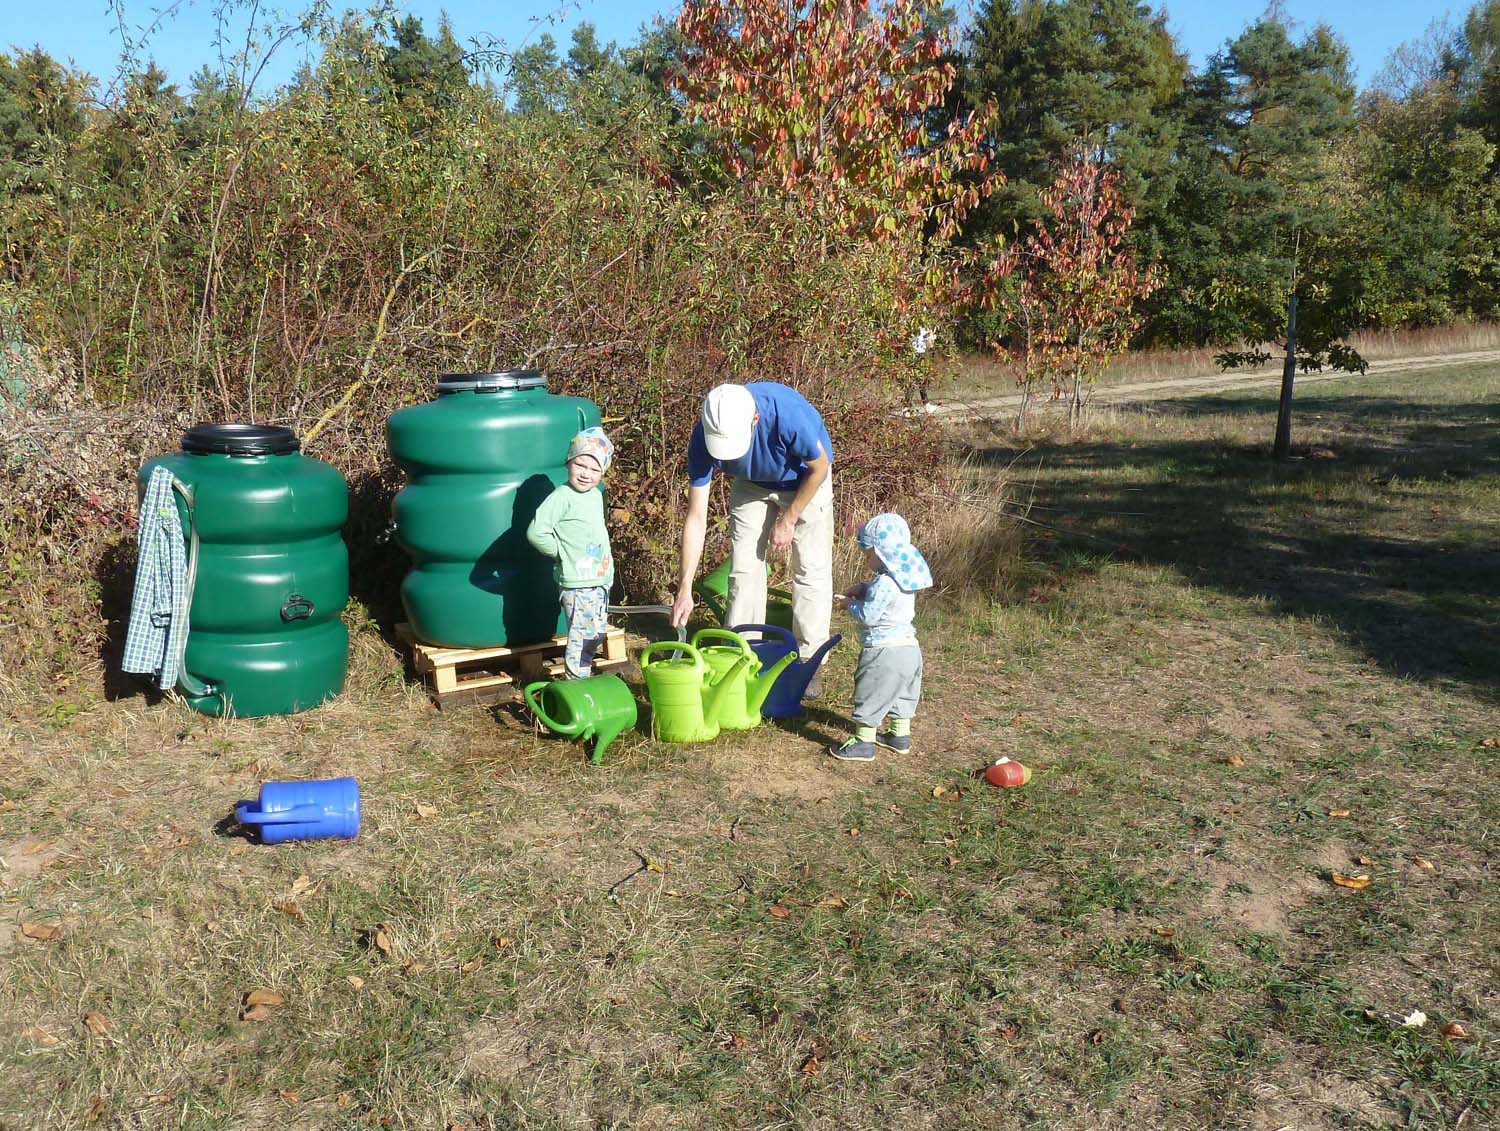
[687,382,834,490]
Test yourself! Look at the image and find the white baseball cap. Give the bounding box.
[701,384,756,461]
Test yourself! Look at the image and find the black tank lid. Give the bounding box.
[181,424,300,456]
[438,370,547,393]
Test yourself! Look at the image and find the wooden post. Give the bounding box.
[1273,291,1299,460]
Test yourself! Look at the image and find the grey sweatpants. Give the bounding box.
[852,644,923,727]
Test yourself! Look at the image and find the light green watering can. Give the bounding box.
[689,628,799,731]
[640,641,751,743]
[524,674,638,765]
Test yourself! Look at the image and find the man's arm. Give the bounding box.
[768,448,829,554]
[670,483,712,627]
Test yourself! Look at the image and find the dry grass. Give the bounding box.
[2,358,1497,1129]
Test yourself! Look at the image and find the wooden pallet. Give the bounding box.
[396,624,629,708]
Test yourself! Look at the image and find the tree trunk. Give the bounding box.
[1273,292,1299,460]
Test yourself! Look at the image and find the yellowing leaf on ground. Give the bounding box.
[414,802,438,819]
[459,960,481,974]
[729,1034,751,1051]
[336,1092,354,1109]
[932,785,964,801]
[82,1012,112,1036]
[1331,872,1372,891]
[799,1053,821,1076]
[1480,736,1499,747]
[814,896,848,910]
[275,900,301,918]
[290,875,313,896]
[1356,855,1375,867]
[491,935,514,950]
[646,859,664,873]
[345,975,365,990]
[1224,754,1246,767]
[372,924,393,954]
[243,988,284,1008]
[768,904,792,919]
[401,960,426,975]
[278,1089,300,1104]
[239,1004,274,1023]
[21,921,64,942]
[1153,927,1175,939]
[1327,808,1352,818]
[847,827,860,837]
[1412,856,1436,871]
[85,1095,105,1122]
[1442,1022,1471,1041]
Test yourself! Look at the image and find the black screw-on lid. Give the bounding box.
[437,370,547,394]
[181,424,300,456]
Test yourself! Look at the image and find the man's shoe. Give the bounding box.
[803,670,825,700]
[829,738,876,762]
[876,732,912,753]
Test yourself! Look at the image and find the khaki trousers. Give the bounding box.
[726,475,834,660]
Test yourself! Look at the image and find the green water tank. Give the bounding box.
[140,424,349,718]
[387,371,601,647]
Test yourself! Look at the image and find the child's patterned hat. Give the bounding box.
[567,427,614,472]
[856,513,933,593]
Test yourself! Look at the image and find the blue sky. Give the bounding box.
[3,1,1464,96]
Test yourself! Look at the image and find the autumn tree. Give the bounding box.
[991,150,1160,425]
[670,0,1001,313]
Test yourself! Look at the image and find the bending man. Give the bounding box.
[670,383,835,686]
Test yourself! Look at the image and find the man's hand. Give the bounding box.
[670,589,695,629]
[769,514,796,555]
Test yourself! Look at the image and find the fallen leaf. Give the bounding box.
[401,960,426,975]
[993,1022,1020,1039]
[85,1095,105,1122]
[814,896,848,910]
[1441,1022,1470,1041]
[0,798,17,811]
[665,888,682,897]
[1401,1009,1428,1028]
[768,904,791,919]
[278,1089,300,1104]
[847,827,860,837]
[609,997,626,1007]
[728,1034,751,1051]
[1331,872,1372,891]
[945,856,960,868]
[491,935,514,950]
[148,1093,174,1105]
[459,960,481,974]
[239,1004,274,1023]
[20,1025,58,1046]
[1088,1029,1107,1045]
[931,784,964,801]
[646,859,664,873]
[1153,927,1175,939]
[1224,754,1246,767]
[345,975,365,990]
[242,989,284,1008]
[275,900,301,918]
[1327,808,1352,818]
[1356,855,1375,867]
[23,841,51,855]
[1480,736,1499,748]
[82,1012,112,1036]
[290,874,313,896]
[799,1053,821,1076]
[414,802,437,819]
[1412,856,1435,871]
[336,1092,354,1109]
[21,921,64,942]
[887,804,903,815]
[372,924,392,955]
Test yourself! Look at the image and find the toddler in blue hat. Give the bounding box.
[831,512,933,761]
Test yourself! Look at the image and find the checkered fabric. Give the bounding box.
[121,466,190,691]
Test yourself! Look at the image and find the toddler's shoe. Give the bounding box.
[829,737,876,762]
[876,731,912,753]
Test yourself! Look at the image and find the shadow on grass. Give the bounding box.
[973,393,1500,695]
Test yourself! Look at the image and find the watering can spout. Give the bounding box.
[745,649,798,714]
[703,655,753,728]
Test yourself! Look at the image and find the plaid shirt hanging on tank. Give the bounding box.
[121,466,191,691]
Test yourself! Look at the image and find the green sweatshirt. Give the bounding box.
[525,483,614,590]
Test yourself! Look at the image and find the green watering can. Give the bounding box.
[692,558,794,631]
[689,628,799,731]
[640,641,751,743]
[523,674,638,765]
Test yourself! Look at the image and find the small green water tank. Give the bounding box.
[139,424,349,717]
[386,371,601,647]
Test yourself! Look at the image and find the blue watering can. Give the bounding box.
[234,777,361,844]
[730,624,842,719]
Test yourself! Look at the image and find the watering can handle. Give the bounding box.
[522,681,583,737]
[690,627,755,658]
[639,641,702,668]
[233,802,324,825]
[730,623,796,648]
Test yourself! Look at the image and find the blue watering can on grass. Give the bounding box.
[730,624,842,719]
[234,777,360,844]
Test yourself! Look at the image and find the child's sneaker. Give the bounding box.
[876,731,912,753]
[829,737,876,762]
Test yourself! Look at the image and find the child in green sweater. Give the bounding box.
[526,427,615,678]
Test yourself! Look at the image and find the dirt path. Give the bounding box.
[926,347,1500,420]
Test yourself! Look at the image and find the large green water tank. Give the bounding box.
[139,424,349,718]
[387,371,601,647]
